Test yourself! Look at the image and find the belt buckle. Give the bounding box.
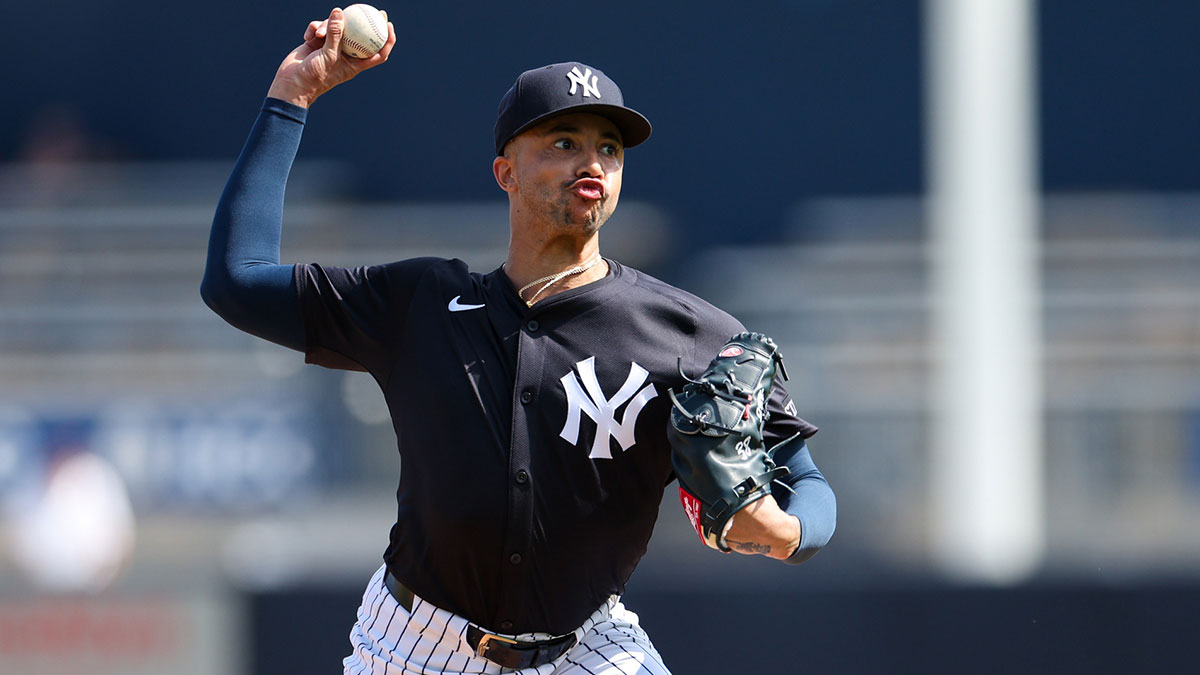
[475,631,519,659]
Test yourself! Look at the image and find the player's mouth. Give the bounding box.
[568,178,605,201]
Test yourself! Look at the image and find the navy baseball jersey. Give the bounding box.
[295,256,817,635]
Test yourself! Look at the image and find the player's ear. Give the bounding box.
[493,154,517,193]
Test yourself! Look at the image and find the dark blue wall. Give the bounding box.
[1039,1,1200,191]
[8,1,1199,242]
[249,582,1198,674]
[2,0,920,247]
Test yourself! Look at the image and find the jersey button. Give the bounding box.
[500,620,514,631]
[526,320,539,332]
[515,470,529,484]
[520,390,533,404]
[509,553,522,564]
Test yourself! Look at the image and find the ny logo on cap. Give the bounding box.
[566,66,601,99]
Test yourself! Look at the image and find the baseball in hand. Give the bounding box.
[340,4,389,59]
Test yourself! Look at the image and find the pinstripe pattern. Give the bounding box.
[344,565,671,674]
[555,611,671,675]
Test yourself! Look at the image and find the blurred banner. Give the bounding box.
[0,592,240,675]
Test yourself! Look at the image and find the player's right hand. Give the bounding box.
[266,7,396,109]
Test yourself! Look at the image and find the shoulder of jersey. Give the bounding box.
[620,265,738,327]
[365,256,461,277]
[389,256,481,286]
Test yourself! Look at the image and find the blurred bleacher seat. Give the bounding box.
[3,160,1199,584]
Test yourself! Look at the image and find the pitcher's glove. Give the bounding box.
[668,331,797,552]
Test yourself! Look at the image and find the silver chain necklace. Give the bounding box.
[517,255,601,307]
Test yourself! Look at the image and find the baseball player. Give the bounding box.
[202,8,836,674]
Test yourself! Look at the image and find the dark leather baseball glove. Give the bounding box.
[668,331,796,552]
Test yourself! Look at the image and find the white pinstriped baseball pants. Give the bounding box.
[344,565,672,675]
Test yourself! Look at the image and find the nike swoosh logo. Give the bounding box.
[448,295,486,312]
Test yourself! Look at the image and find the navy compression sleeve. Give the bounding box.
[772,441,837,564]
[201,98,308,351]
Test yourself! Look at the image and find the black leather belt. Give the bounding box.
[383,571,577,670]
[383,571,416,612]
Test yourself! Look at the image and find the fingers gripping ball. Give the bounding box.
[668,332,795,552]
[340,4,389,58]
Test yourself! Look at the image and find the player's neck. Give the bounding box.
[504,234,608,305]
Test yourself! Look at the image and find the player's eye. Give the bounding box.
[601,143,621,156]
[553,139,574,150]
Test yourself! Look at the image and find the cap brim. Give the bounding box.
[503,103,652,153]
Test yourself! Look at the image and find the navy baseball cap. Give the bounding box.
[494,62,653,156]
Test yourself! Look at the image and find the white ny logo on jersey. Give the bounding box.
[566,66,602,98]
[559,357,657,459]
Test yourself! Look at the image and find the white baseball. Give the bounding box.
[340,4,389,59]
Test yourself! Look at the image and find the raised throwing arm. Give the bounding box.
[200,8,396,349]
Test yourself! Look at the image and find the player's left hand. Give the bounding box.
[723,495,800,560]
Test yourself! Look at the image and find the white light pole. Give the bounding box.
[925,0,1043,582]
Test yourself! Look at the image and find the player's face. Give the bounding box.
[503,113,624,233]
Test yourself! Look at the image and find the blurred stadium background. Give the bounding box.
[3,0,1199,672]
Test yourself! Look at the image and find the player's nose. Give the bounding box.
[576,148,604,178]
